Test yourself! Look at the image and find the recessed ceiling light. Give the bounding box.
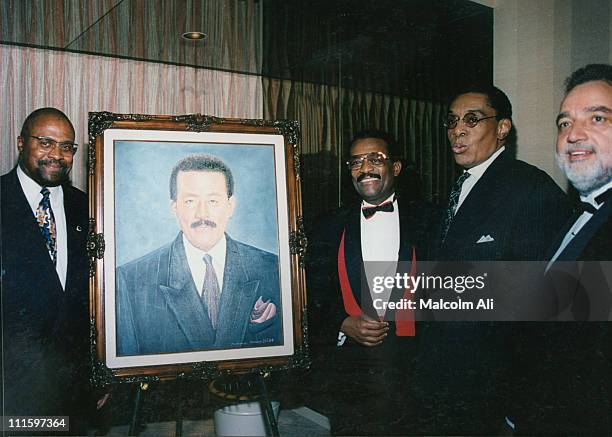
[181,31,207,41]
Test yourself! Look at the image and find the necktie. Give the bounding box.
[440,171,471,242]
[36,187,57,265]
[202,254,221,329]
[362,200,394,219]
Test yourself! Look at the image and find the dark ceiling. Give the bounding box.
[1,0,493,101]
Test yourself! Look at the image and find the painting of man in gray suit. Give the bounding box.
[116,153,281,356]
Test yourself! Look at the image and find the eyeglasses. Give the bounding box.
[443,113,497,129]
[346,152,389,170]
[28,135,78,154]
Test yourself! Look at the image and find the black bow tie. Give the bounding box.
[577,187,612,214]
[362,201,394,219]
[577,201,597,214]
[595,187,612,205]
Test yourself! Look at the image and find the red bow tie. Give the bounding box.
[362,201,394,219]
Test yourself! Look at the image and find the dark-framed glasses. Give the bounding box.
[443,113,497,129]
[29,135,78,154]
[346,152,389,170]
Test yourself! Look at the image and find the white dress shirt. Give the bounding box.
[183,233,227,296]
[546,180,612,271]
[17,166,68,289]
[361,193,400,318]
[456,146,506,213]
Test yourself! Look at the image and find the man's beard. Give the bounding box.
[556,151,611,195]
[34,159,71,186]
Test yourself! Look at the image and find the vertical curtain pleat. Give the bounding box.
[263,77,452,227]
[1,45,263,191]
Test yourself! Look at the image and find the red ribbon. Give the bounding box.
[337,229,415,336]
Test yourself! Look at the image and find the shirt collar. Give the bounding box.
[17,165,62,208]
[464,146,505,177]
[182,232,227,263]
[362,192,396,208]
[581,180,612,208]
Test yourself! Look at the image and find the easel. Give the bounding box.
[127,372,280,437]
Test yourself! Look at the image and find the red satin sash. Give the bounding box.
[337,229,415,336]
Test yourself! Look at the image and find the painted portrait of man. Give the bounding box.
[115,152,282,356]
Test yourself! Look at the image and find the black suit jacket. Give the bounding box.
[421,152,572,434]
[307,196,439,349]
[1,168,89,417]
[438,150,572,261]
[305,196,439,433]
[116,233,281,355]
[516,196,612,434]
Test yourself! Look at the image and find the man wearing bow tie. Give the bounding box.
[516,64,612,435]
[1,108,91,428]
[307,130,437,434]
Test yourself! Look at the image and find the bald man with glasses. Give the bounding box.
[1,107,91,430]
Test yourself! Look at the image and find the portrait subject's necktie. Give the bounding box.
[36,187,57,265]
[202,254,221,329]
[440,171,471,242]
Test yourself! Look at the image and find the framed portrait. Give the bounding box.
[88,112,308,382]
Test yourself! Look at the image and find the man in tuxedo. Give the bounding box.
[1,108,91,428]
[116,153,281,355]
[516,63,612,434]
[307,130,437,435]
[422,85,572,434]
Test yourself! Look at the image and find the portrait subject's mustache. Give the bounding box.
[357,173,381,182]
[191,219,217,229]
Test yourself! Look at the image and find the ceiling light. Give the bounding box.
[181,31,207,41]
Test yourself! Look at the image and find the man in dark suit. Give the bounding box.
[515,64,612,435]
[116,154,281,355]
[438,85,571,261]
[307,130,438,435]
[422,85,572,434]
[1,108,90,428]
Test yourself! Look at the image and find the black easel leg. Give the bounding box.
[128,382,148,436]
[258,373,279,437]
[175,379,184,437]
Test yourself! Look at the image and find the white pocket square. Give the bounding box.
[476,235,494,243]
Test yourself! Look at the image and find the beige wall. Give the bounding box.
[492,0,612,189]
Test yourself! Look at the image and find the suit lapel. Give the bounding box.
[557,200,612,261]
[214,236,260,348]
[445,151,510,246]
[158,235,216,348]
[63,186,85,294]
[343,208,364,306]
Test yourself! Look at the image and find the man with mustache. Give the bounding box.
[1,108,91,428]
[423,85,572,434]
[307,130,437,434]
[116,153,281,355]
[515,64,612,434]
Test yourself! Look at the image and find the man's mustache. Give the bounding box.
[357,173,381,182]
[191,219,217,229]
[38,159,67,169]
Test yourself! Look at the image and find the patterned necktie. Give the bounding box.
[440,171,471,242]
[202,254,221,329]
[36,187,57,265]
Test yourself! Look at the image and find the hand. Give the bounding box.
[340,315,388,347]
